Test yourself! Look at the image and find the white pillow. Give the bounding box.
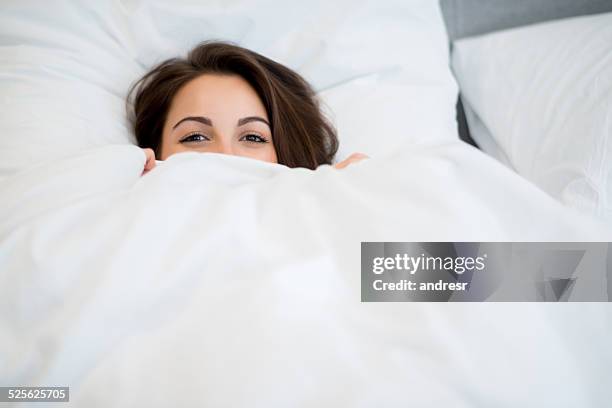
[452,12,612,224]
[0,0,457,180]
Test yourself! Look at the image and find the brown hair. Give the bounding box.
[127,40,338,169]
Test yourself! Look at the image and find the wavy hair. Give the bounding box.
[127,40,338,169]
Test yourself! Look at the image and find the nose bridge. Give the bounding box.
[213,129,234,155]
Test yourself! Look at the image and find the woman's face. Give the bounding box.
[160,73,277,163]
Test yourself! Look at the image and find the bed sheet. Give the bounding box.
[1,141,611,407]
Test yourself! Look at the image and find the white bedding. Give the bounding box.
[452,12,612,225]
[0,0,457,178]
[1,142,611,407]
[2,0,612,406]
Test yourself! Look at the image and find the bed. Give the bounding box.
[1,0,611,406]
[443,0,612,225]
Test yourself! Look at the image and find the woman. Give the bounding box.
[127,40,367,175]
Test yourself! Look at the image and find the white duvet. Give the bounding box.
[2,0,612,406]
[1,141,611,407]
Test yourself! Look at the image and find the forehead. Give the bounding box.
[168,73,268,120]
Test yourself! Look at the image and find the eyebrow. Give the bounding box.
[172,115,270,129]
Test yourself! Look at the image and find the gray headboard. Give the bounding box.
[438,0,612,147]
[440,0,612,41]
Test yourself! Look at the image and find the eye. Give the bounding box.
[240,133,268,143]
[180,132,210,143]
